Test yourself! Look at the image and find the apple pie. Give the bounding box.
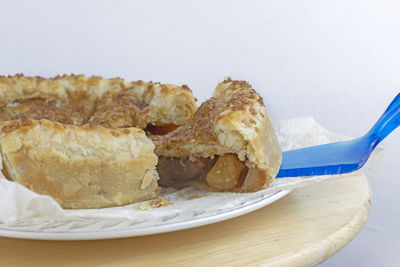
[0,75,281,209]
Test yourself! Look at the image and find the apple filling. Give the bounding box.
[157,154,272,192]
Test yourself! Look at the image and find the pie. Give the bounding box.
[0,75,281,209]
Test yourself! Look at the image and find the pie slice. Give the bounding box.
[152,78,282,192]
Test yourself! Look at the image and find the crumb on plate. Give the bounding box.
[137,197,172,210]
[189,193,203,200]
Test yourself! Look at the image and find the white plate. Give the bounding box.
[0,189,290,240]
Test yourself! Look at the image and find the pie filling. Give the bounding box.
[156,154,270,192]
[157,156,217,188]
[145,124,179,135]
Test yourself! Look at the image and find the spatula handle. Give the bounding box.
[367,93,400,145]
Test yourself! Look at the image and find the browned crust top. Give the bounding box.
[0,74,196,132]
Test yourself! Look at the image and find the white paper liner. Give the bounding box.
[0,117,382,223]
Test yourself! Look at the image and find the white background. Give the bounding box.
[1,0,400,265]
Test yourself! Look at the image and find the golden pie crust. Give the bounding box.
[0,75,282,209]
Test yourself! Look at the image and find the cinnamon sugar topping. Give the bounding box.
[151,97,225,155]
[0,99,91,125]
[88,89,150,129]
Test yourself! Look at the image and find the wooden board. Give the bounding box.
[0,172,371,266]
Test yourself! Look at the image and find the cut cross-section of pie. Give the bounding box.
[0,75,282,209]
[151,78,282,192]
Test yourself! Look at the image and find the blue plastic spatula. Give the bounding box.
[276,93,400,178]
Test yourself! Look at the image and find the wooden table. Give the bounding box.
[0,172,370,266]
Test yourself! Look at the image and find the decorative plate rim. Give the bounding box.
[0,189,291,240]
